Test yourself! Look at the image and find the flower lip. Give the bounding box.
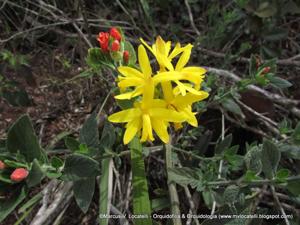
[10,168,29,182]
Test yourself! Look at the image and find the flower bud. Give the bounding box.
[97,32,110,52]
[110,27,122,41]
[111,40,120,52]
[10,168,29,182]
[123,50,129,63]
[0,160,5,170]
[262,66,271,74]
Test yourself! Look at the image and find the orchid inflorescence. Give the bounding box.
[107,36,209,144]
[97,27,129,63]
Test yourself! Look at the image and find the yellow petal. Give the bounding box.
[138,45,152,78]
[165,41,171,56]
[124,118,141,144]
[114,92,135,100]
[173,92,209,107]
[184,85,207,95]
[152,118,169,143]
[175,45,192,71]
[152,99,168,108]
[181,66,206,75]
[114,87,144,100]
[141,114,154,142]
[108,108,141,123]
[140,38,155,55]
[182,107,198,127]
[156,36,166,55]
[118,77,143,88]
[161,81,174,102]
[153,71,182,84]
[118,66,144,78]
[168,43,182,59]
[175,81,187,96]
[149,108,186,122]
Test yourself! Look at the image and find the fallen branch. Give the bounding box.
[207,67,300,118]
[30,181,73,225]
[198,46,300,67]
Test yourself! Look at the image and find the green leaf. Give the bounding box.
[168,167,203,191]
[151,198,170,211]
[275,169,290,182]
[64,137,80,152]
[292,122,300,145]
[79,111,99,150]
[264,28,288,41]
[287,179,300,196]
[244,146,262,174]
[18,192,42,213]
[2,89,31,107]
[222,98,245,118]
[223,185,240,204]
[130,137,153,225]
[215,134,233,155]
[261,139,281,179]
[86,48,114,70]
[73,178,95,213]
[254,2,277,18]
[51,156,64,168]
[0,187,26,223]
[268,76,292,89]
[99,158,113,225]
[100,121,116,149]
[279,144,300,159]
[202,190,214,208]
[46,171,62,179]
[26,159,44,187]
[63,154,100,181]
[3,160,27,168]
[7,115,46,163]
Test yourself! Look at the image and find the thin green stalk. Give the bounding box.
[165,143,182,225]
[98,158,113,225]
[207,176,300,187]
[130,137,152,225]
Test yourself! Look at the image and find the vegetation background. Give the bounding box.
[0,0,300,225]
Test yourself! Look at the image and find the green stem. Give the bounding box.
[207,176,300,187]
[171,146,221,161]
[165,144,182,225]
[130,137,152,225]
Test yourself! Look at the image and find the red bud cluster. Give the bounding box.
[97,27,129,63]
[10,168,29,182]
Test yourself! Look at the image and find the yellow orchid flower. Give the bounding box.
[141,36,206,98]
[169,91,209,128]
[109,36,209,144]
[115,45,153,100]
[108,99,185,144]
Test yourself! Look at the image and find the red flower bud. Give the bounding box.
[0,160,5,170]
[97,32,110,52]
[10,168,29,182]
[111,40,120,52]
[123,50,129,63]
[110,27,122,41]
[262,66,271,74]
